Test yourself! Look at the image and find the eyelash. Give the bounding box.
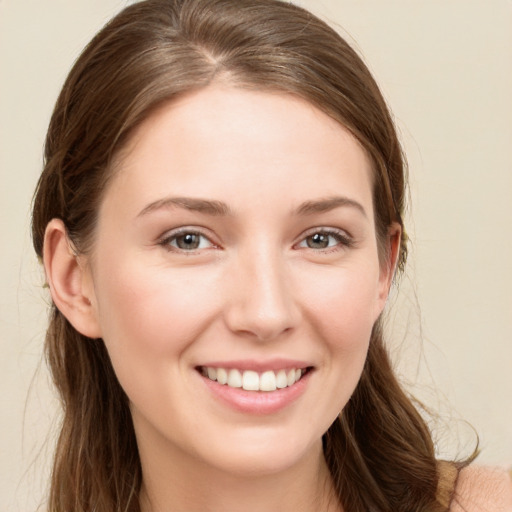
[158,227,353,254]
[296,228,354,253]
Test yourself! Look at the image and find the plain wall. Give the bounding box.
[1,0,511,510]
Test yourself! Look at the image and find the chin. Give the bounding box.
[194,427,324,478]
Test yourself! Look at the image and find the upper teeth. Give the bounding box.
[202,367,304,392]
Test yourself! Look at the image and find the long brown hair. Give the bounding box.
[32,1,471,510]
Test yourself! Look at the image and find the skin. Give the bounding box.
[44,85,400,512]
[452,466,512,512]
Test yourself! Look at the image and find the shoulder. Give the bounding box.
[450,465,512,512]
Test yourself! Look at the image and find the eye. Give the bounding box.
[160,229,215,252]
[297,229,353,251]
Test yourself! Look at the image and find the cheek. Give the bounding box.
[299,262,380,351]
[92,256,221,374]
[291,263,379,431]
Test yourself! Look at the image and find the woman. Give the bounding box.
[31,0,511,510]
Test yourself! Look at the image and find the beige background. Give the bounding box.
[1,0,511,510]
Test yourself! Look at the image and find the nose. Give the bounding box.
[223,246,301,342]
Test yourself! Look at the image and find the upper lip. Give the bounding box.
[197,358,313,372]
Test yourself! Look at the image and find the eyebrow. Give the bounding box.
[295,196,367,218]
[137,195,366,218]
[137,197,232,217]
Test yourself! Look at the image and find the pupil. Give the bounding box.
[308,233,328,248]
[178,233,199,249]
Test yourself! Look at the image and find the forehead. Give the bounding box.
[105,85,374,218]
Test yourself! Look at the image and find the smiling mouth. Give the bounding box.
[197,366,312,392]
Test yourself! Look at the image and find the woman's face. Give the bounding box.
[83,86,395,476]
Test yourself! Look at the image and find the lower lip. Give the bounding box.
[200,370,312,415]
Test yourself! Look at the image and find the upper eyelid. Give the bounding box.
[158,226,215,241]
[302,226,349,234]
[298,226,353,240]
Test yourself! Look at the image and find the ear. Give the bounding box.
[43,219,102,339]
[375,222,402,315]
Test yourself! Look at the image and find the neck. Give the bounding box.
[138,437,341,512]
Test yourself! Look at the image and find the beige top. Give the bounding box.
[448,465,512,512]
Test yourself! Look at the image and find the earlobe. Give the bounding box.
[43,219,102,339]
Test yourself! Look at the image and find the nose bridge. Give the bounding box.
[225,241,299,341]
